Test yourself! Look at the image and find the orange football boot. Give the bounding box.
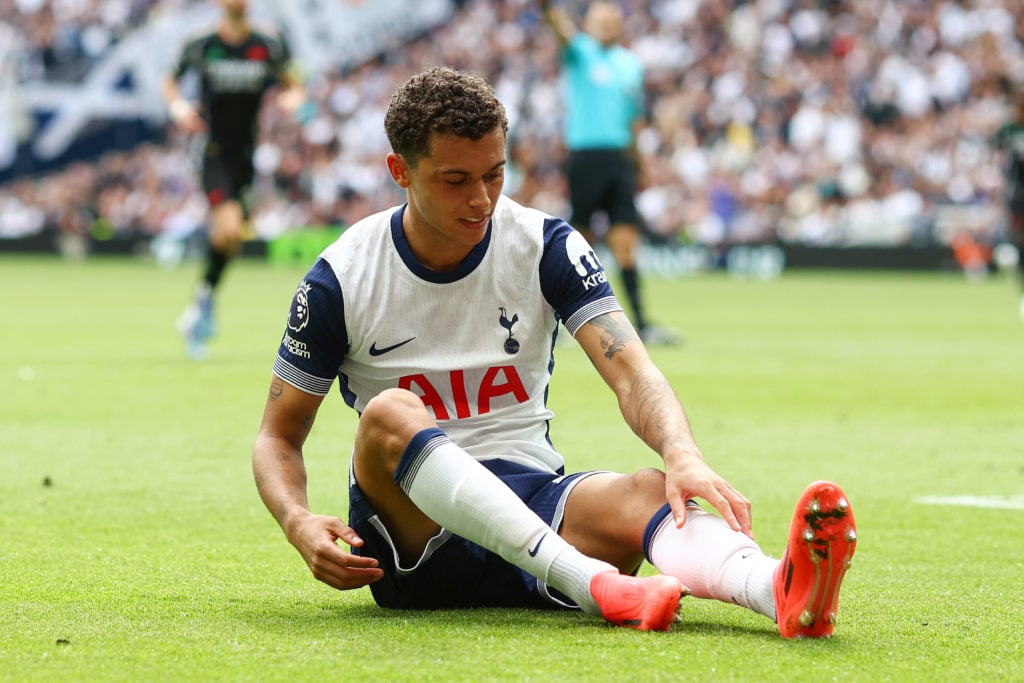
[773,480,857,638]
[590,571,689,631]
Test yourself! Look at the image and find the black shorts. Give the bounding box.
[201,141,254,211]
[566,148,639,229]
[349,459,601,611]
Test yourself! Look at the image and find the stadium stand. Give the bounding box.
[1,0,1023,269]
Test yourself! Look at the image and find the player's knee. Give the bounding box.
[211,225,243,252]
[210,204,245,250]
[360,389,432,442]
[354,389,432,477]
[366,386,424,411]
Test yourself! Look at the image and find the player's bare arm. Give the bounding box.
[576,311,752,536]
[539,0,576,46]
[161,75,204,135]
[253,376,383,590]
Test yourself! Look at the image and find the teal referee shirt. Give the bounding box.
[560,32,644,151]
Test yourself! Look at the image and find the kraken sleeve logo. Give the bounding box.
[288,281,312,332]
[564,230,607,290]
[499,307,520,355]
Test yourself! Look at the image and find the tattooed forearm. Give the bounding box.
[625,370,683,450]
[583,313,700,458]
[589,312,639,360]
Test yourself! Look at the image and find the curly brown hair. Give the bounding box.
[384,66,509,168]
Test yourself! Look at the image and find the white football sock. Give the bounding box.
[646,504,778,619]
[396,429,615,615]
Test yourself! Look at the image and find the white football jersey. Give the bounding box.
[273,194,621,473]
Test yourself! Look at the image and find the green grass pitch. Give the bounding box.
[1,254,1022,681]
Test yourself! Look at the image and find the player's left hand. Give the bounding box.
[663,453,752,538]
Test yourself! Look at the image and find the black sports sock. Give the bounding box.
[620,266,646,330]
[203,247,231,289]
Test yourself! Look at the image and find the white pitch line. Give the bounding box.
[915,495,1024,511]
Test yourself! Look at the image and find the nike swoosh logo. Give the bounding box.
[528,533,547,557]
[368,337,416,356]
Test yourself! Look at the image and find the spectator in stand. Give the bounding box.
[4,0,1024,263]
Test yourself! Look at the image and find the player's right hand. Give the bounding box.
[169,99,206,135]
[287,513,385,591]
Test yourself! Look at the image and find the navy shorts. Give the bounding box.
[349,460,599,610]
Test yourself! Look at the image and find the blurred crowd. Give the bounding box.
[0,0,193,82]
[2,0,1024,253]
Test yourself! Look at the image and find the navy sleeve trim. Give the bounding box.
[273,357,334,396]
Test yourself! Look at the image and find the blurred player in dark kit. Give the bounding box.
[163,0,304,359]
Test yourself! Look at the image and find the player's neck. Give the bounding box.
[218,14,251,45]
[402,217,477,272]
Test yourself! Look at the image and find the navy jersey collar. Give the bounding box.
[389,205,492,283]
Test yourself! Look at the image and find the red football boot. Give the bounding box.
[773,481,857,638]
[590,571,689,631]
